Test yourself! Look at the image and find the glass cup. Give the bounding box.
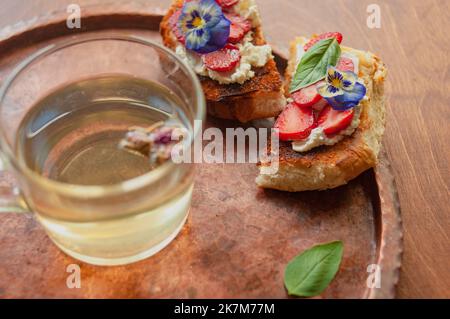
[0,32,205,266]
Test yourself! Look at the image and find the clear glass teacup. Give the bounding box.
[0,33,205,266]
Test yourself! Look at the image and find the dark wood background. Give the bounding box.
[0,0,448,298]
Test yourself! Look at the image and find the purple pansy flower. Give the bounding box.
[177,0,231,53]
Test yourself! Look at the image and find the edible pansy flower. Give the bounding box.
[178,0,231,54]
[317,66,366,111]
[120,123,186,168]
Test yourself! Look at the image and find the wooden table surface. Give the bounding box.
[0,0,448,299]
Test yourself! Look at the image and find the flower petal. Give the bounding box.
[179,2,201,32]
[326,67,339,84]
[199,0,223,27]
[317,81,343,98]
[342,81,366,103]
[185,27,211,51]
[325,82,367,110]
[182,0,200,16]
[341,71,357,90]
[204,16,230,48]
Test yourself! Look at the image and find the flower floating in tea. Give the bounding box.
[317,66,366,111]
[177,0,231,53]
[120,122,185,168]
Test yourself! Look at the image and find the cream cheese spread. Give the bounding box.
[292,104,361,152]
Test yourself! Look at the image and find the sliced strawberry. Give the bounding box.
[228,23,245,44]
[274,103,317,141]
[216,0,239,9]
[304,32,343,51]
[225,13,252,33]
[168,9,185,44]
[317,105,354,136]
[224,13,252,44]
[336,56,354,72]
[291,81,324,109]
[202,44,241,72]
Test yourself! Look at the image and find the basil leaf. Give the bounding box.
[289,38,341,93]
[284,241,343,297]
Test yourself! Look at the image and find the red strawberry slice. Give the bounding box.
[202,44,241,72]
[274,103,317,141]
[336,56,354,72]
[216,0,239,9]
[168,9,185,44]
[225,13,252,33]
[304,32,343,51]
[317,105,354,136]
[228,23,246,44]
[291,81,324,109]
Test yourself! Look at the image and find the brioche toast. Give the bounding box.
[256,36,387,191]
[160,0,285,123]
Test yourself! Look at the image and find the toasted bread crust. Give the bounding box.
[256,37,387,191]
[160,0,285,122]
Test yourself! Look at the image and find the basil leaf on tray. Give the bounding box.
[289,38,341,93]
[284,241,343,297]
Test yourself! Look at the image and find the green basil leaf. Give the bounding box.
[284,241,343,297]
[289,38,341,93]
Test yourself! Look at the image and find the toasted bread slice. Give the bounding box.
[160,0,285,123]
[256,37,387,191]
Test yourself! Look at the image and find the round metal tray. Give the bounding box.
[0,8,402,298]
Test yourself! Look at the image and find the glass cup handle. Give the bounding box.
[0,154,29,213]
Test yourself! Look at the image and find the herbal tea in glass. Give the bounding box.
[0,35,205,265]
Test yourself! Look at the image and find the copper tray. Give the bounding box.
[0,8,402,299]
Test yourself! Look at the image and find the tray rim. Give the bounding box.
[0,8,403,299]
